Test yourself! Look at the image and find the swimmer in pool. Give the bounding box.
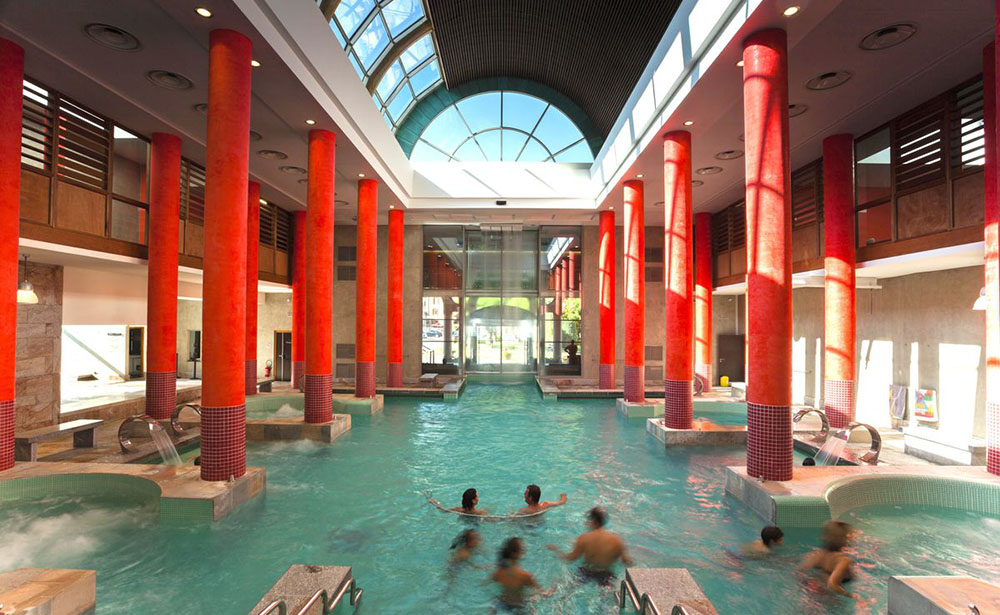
[546,507,632,586]
[449,529,482,564]
[490,537,553,611]
[797,520,858,599]
[517,484,567,515]
[741,525,784,557]
[447,488,488,516]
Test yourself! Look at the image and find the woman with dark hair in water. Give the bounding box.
[449,488,488,516]
[490,537,552,611]
[798,520,859,600]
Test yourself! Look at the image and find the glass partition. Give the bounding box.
[423,226,464,290]
[421,296,460,373]
[464,296,536,373]
[855,127,890,207]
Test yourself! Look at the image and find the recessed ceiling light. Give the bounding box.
[195,7,212,18]
[695,166,723,175]
[259,199,267,206]
[736,60,744,67]
[389,205,395,209]
[193,103,208,114]
[636,174,644,178]
[305,119,316,125]
[257,149,288,160]
[249,131,263,142]
[783,5,800,16]
[358,173,366,177]
[806,71,852,91]
[146,70,194,90]
[788,103,809,118]
[692,180,704,187]
[860,24,917,51]
[683,120,694,126]
[279,165,307,175]
[714,150,744,161]
[297,178,309,185]
[84,23,141,52]
[251,59,261,68]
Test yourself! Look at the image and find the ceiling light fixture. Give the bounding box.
[249,131,263,142]
[305,119,316,125]
[257,149,288,160]
[84,23,141,52]
[636,174,644,178]
[358,173,366,178]
[860,24,917,51]
[695,166,723,175]
[195,7,213,18]
[783,5,800,16]
[279,165,307,175]
[259,198,268,206]
[146,70,194,91]
[714,150,744,161]
[17,255,37,305]
[683,120,694,126]
[736,60,744,67]
[193,103,208,114]
[788,103,809,118]
[806,70,852,91]
[974,287,988,311]
[692,180,704,187]
[251,60,261,68]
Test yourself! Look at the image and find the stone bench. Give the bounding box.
[257,379,275,393]
[15,419,104,462]
[419,373,439,385]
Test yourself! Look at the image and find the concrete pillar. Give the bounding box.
[245,181,260,396]
[822,135,856,428]
[663,131,693,428]
[305,130,335,423]
[986,38,999,475]
[599,210,616,389]
[623,180,645,402]
[355,179,377,398]
[292,211,306,391]
[694,212,713,389]
[0,39,23,472]
[743,29,793,481]
[201,29,251,481]
[386,208,404,387]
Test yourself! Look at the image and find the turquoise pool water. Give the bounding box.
[1,384,997,614]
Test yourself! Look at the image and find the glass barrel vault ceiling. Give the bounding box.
[410,91,594,163]
[327,0,442,129]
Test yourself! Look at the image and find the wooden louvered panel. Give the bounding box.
[730,202,746,248]
[893,97,947,193]
[950,76,984,173]
[276,208,292,252]
[56,97,109,191]
[185,161,206,225]
[791,159,823,229]
[711,209,730,254]
[259,202,276,245]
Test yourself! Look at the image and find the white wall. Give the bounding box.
[63,266,147,326]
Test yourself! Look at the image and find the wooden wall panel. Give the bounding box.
[184,224,203,258]
[792,225,819,264]
[716,253,730,279]
[953,171,985,229]
[19,170,50,224]
[259,245,275,274]
[897,184,949,240]
[731,247,747,276]
[53,180,104,236]
[275,251,288,278]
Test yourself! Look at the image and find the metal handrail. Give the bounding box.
[170,403,201,436]
[616,572,691,615]
[255,575,362,615]
[793,407,831,444]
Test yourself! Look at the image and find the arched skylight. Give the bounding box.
[410,91,594,163]
[375,33,441,129]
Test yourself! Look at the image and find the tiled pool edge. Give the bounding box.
[0,567,96,615]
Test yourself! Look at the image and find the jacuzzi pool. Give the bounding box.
[1,384,996,614]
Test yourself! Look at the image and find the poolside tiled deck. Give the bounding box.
[0,568,96,615]
[626,568,717,615]
[888,575,1000,615]
[331,375,466,399]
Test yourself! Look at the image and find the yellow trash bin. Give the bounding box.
[720,376,730,387]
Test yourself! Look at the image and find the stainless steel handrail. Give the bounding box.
[254,575,362,615]
[118,414,163,452]
[170,403,201,436]
[616,573,664,615]
[256,601,286,615]
[793,407,831,444]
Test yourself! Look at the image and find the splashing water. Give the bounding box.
[814,428,849,466]
[150,423,181,466]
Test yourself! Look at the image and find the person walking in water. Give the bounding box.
[449,488,488,516]
[547,507,632,585]
[490,537,553,611]
[798,520,859,600]
[517,484,567,515]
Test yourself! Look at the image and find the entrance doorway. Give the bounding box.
[126,326,144,378]
[464,296,537,373]
[273,331,292,381]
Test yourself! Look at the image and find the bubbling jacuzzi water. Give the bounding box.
[0,384,997,615]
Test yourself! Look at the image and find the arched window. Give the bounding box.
[410,91,594,163]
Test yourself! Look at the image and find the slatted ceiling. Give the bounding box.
[950,76,985,172]
[21,82,53,173]
[730,202,746,248]
[893,96,947,193]
[259,202,276,245]
[711,209,730,253]
[275,209,292,252]
[791,160,823,229]
[425,0,682,137]
[56,96,110,190]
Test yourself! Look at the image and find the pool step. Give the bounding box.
[622,568,717,615]
[250,565,361,615]
[0,568,96,615]
[889,575,1000,615]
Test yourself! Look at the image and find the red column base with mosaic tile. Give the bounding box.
[747,402,793,481]
[0,400,13,471]
[145,371,177,420]
[356,361,376,398]
[387,362,402,388]
[987,400,1000,475]
[304,374,332,424]
[823,379,855,429]
[599,363,615,389]
[200,404,246,481]
[293,361,305,391]
[663,379,693,429]
[245,360,256,396]
[624,365,644,402]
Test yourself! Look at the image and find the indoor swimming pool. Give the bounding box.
[1,384,997,614]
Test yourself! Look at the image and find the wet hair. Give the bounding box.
[802,457,816,466]
[525,484,541,504]
[450,529,479,550]
[461,488,478,511]
[497,537,523,567]
[193,456,201,466]
[761,526,784,547]
[821,521,851,552]
[587,507,607,528]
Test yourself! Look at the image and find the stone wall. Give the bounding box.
[15,262,62,429]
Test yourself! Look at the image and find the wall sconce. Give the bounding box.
[973,287,987,311]
[16,255,38,305]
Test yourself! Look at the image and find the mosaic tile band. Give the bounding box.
[624,364,644,402]
[824,379,855,428]
[663,378,693,429]
[356,361,376,398]
[304,374,333,423]
[292,361,305,391]
[598,363,615,389]
[0,399,12,471]
[387,362,402,388]
[145,371,176,420]
[200,404,246,481]
[989,400,1000,475]
[695,363,712,390]
[244,360,257,396]
[747,401,793,481]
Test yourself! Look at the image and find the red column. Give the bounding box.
[245,181,260,396]
[663,131,693,428]
[356,179,378,398]
[986,37,1000,475]
[623,180,645,402]
[599,210,616,389]
[201,29,251,481]
[305,130,335,423]
[386,208,404,387]
[145,132,182,420]
[743,29,793,481]
[822,135,856,429]
[292,211,307,391]
[694,212,713,389]
[0,40,22,472]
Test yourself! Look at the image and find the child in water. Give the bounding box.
[490,537,553,611]
[449,529,482,564]
[798,520,859,600]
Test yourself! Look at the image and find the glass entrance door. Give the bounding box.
[464,296,537,373]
